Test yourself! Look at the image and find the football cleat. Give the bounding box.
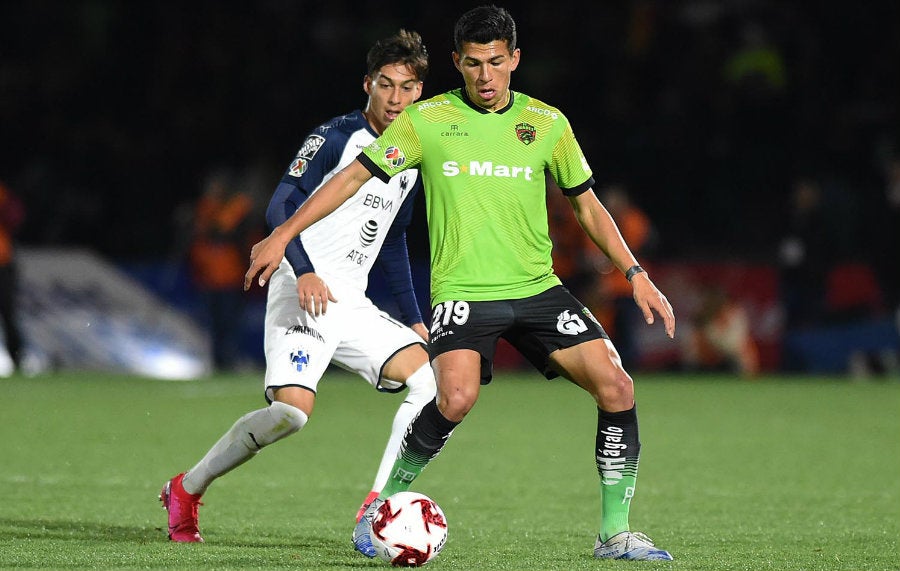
[352,497,383,557]
[593,531,673,561]
[356,490,381,523]
[160,472,204,543]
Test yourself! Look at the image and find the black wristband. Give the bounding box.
[625,265,645,282]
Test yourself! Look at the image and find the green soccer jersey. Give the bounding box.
[360,89,594,305]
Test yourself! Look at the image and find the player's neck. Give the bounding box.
[362,109,383,135]
[493,90,510,112]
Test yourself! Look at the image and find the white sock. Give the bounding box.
[370,364,437,493]
[182,401,308,495]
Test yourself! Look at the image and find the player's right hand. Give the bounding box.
[296,273,338,316]
[244,229,289,290]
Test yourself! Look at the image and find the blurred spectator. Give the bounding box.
[778,177,831,332]
[593,185,657,369]
[188,169,256,371]
[681,286,760,378]
[0,181,25,373]
[723,21,786,95]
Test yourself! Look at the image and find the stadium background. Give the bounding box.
[1,1,898,376]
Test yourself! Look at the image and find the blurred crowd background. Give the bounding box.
[1,1,898,377]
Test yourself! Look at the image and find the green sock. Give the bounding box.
[596,406,640,542]
[379,399,458,499]
[380,450,430,497]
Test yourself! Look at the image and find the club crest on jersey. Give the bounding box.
[290,350,310,372]
[384,146,406,168]
[289,134,326,177]
[515,122,536,145]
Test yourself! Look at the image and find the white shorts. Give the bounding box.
[263,259,424,401]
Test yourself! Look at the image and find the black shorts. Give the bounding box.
[428,285,608,383]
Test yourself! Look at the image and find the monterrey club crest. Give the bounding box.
[515,122,536,145]
[384,146,406,168]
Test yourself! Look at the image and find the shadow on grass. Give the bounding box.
[0,518,156,543]
[0,517,382,567]
[0,517,350,549]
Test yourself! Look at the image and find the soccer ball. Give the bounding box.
[370,491,448,567]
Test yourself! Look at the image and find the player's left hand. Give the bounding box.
[296,272,337,316]
[411,322,429,342]
[631,273,676,338]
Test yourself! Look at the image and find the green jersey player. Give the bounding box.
[246,5,675,561]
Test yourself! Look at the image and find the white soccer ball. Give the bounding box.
[370,491,448,567]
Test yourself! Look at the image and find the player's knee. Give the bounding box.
[405,364,437,405]
[244,401,309,449]
[438,386,478,421]
[269,401,308,437]
[594,368,634,410]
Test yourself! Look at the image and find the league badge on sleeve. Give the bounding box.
[289,156,308,177]
[384,146,406,169]
[288,134,326,177]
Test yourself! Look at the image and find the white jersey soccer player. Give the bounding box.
[264,110,426,398]
[161,29,435,544]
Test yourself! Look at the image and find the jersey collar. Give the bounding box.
[459,88,516,114]
[357,109,380,137]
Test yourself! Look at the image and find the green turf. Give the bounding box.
[1,370,898,570]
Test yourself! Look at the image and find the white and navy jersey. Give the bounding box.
[266,109,423,325]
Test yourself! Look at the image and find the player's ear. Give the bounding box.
[363,75,373,96]
[413,81,423,101]
[509,48,521,71]
[451,52,462,72]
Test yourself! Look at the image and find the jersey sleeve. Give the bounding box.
[549,119,595,196]
[270,124,351,276]
[280,127,342,194]
[265,181,315,277]
[359,110,423,182]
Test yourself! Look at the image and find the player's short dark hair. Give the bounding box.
[453,5,517,54]
[366,29,429,81]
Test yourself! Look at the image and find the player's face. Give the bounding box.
[453,40,520,112]
[363,63,423,135]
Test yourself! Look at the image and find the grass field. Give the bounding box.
[1,370,898,571]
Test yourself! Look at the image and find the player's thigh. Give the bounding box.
[263,263,338,400]
[550,338,635,410]
[332,301,425,392]
[429,298,512,384]
[432,349,483,421]
[504,285,607,378]
[382,343,430,383]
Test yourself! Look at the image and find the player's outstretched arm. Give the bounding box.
[244,160,373,290]
[567,189,675,338]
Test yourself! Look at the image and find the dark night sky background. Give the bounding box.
[2,1,898,267]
